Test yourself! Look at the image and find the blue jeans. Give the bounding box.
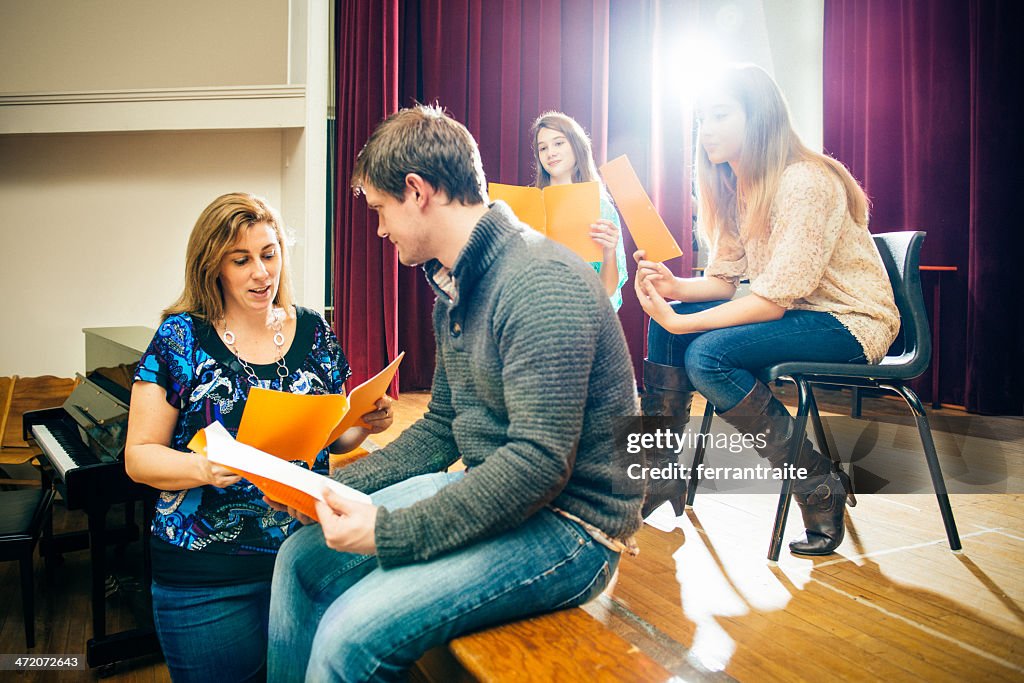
[647,301,866,411]
[267,471,619,682]
[151,578,272,683]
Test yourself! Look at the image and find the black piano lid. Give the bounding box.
[82,325,153,406]
[87,368,133,406]
[64,374,129,463]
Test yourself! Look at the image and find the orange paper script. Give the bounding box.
[236,352,405,465]
[199,421,370,521]
[489,182,602,262]
[599,155,682,263]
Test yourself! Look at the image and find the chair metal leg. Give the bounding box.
[20,553,35,648]
[884,383,962,551]
[42,506,54,581]
[41,472,55,581]
[686,403,715,507]
[768,378,810,561]
[807,390,833,464]
[808,390,856,508]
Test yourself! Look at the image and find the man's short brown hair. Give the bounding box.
[351,104,487,206]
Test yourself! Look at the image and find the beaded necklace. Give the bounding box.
[221,308,289,386]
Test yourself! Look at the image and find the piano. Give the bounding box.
[23,326,161,671]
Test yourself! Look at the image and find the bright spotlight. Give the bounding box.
[654,33,728,110]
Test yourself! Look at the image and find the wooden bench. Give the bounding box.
[414,607,673,682]
[0,375,80,484]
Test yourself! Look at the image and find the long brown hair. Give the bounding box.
[162,193,294,322]
[695,64,868,247]
[531,112,602,188]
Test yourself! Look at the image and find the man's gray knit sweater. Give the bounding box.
[334,202,642,567]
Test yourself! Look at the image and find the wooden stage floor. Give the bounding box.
[1,387,1021,682]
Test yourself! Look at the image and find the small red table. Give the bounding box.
[920,266,957,409]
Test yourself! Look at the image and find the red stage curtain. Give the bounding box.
[609,0,698,382]
[395,0,652,389]
[333,0,401,390]
[824,0,1021,414]
[964,0,1023,415]
[333,0,701,391]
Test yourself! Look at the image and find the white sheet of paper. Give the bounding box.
[203,421,371,505]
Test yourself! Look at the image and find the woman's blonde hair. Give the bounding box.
[531,112,602,188]
[695,64,868,247]
[162,192,294,322]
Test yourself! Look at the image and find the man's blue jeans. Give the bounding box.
[267,471,619,682]
[647,301,866,412]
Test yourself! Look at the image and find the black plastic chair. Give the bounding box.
[0,483,54,647]
[686,231,962,561]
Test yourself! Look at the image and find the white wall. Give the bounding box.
[0,130,284,375]
[690,0,825,149]
[0,0,328,378]
[0,0,288,92]
[764,0,825,150]
[0,0,817,377]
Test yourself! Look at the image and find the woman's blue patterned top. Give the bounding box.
[133,306,350,566]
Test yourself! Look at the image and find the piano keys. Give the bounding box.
[30,416,97,479]
[25,380,144,511]
[23,326,160,671]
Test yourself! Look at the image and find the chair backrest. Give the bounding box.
[873,231,931,379]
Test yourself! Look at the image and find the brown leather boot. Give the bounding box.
[790,479,848,556]
[718,381,849,555]
[639,360,694,518]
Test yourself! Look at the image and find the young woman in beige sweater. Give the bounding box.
[635,64,898,555]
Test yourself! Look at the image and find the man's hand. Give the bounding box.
[315,489,379,555]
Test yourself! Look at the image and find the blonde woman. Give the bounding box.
[532,111,628,310]
[635,65,899,555]
[125,193,392,682]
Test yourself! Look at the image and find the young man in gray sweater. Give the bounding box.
[267,104,642,682]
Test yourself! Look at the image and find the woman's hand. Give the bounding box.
[635,271,699,335]
[590,218,620,256]
[592,219,622,296]
[634,250,683,300]
[193,456,243,488]
[331,395,395,454]
[263,496,316,525]
[361,395,394,435]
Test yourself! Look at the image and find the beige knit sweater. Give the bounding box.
[704,161,900,363]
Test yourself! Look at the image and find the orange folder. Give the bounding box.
[232,351,404,465]
[191,421,371,521]
[188,353,403,466]
[599,155,683,263]
[235,390,349,467]
[489,181,602,262]
[246,471,322,521]
[325,351,405,445]
[185,354,404,519]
